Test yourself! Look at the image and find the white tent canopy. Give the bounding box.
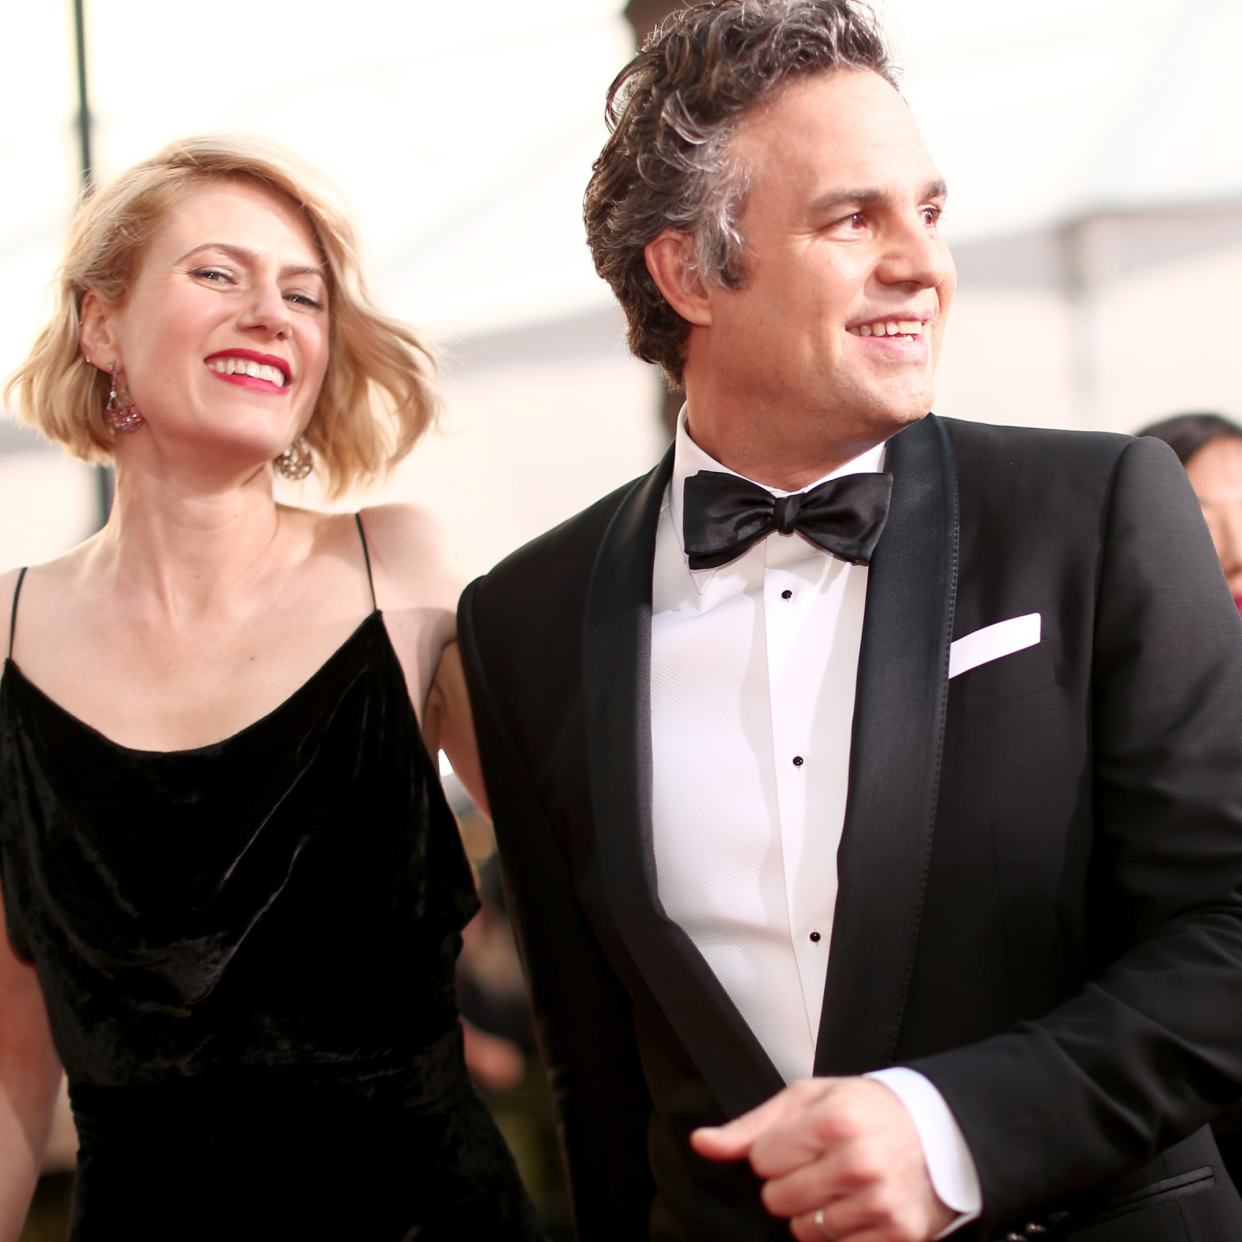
[888,0,1242,241]
[2,0,1240,571]
[4,0,1240,375]
[0,0,632,384]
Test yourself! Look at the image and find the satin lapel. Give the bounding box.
[581,446,786,1118]
[814,414,959,1075]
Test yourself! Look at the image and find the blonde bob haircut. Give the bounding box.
[4,134,438,498]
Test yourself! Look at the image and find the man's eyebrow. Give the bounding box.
[809,179,949,215]
[177,242,326,280]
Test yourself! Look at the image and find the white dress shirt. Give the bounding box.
[650,410,981,1229]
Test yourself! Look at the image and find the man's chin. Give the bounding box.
[854,403,932,442]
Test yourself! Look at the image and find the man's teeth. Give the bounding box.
[849,320,923,338]
[206,357,287,386]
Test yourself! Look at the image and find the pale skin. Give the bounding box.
[646,69,959,1241]
[1183,435,1242,598]
[0,179,484,1238]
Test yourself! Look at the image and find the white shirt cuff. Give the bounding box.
[865,1066,982,1238]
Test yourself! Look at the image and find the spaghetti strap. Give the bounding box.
[354,514,377,610]
[8,567,27,659]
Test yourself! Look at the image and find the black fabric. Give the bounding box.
[682,468,893,569]
[0,610,537,1240]
[581,449,785,1119]
[814,415,957,1076]
[459,415,1242,1242]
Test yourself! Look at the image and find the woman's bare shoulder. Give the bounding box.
[355,503,471,613]
[0,542,100,659]
[352,505,474,712]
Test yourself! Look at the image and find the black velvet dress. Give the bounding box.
[0,555,538,1240]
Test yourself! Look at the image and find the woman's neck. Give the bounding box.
[83,458,291,622]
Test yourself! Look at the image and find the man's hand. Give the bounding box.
[691,1076,955,1242]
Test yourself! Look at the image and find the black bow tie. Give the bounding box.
[682,469,894,571]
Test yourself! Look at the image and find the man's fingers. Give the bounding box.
[690,1101,790,1162]
[720,1077,953,1242]
[759,1152,855,1220]
[789,1198,932,1242]
[691,1079,832,1163]
[789,1202,887,1242]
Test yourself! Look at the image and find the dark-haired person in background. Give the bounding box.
[1140,412,1242,1190]
[458,3,1242,1239]
[1141,413,1242,613]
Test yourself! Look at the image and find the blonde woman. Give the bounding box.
[0,137,536,1240]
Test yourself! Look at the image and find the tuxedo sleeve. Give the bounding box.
[457,579,657,1240]
[908,435,1242,1231]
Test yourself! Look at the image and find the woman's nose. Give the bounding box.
[239,281,292,339]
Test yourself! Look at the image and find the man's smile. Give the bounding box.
[846,318,924,338]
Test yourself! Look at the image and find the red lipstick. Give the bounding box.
[204,348,290,394]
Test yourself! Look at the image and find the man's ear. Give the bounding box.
[644,230,713,327]
[79,290,122,372]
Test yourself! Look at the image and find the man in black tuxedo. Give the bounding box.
[456,2,1242,1238]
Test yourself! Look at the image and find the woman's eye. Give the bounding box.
[285,291,323,310]
[190,267,231,282]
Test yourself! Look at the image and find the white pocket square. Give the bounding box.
[948,613,1042,679]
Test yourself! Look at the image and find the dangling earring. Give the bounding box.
[105,363,145,434]
[274,436,313,481]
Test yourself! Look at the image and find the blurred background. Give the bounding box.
[3,0,1241,1237]
[5,0,1242,577]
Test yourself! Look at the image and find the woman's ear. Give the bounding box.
[79,290,121,372]
[644,230,713,327]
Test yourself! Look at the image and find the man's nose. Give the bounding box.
[876,215,954,290]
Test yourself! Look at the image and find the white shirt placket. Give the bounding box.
[650,411,980,1226]
[763,535,867,1044]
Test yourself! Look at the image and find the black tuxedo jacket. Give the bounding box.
[458,415,1242,1241]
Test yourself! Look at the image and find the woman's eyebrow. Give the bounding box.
[176,242,325,280]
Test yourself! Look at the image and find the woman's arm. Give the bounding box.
[354,504,467,713]
[424,642,490,818]
[0,894,63,1242]
[353,505,489,812]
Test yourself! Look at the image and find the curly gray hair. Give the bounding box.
[585,0,895,387]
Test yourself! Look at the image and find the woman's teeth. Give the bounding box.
[849,320,923,338]
[206,357,287,386]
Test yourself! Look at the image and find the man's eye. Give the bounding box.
[826,212,866,234]
[922,206,944,226]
